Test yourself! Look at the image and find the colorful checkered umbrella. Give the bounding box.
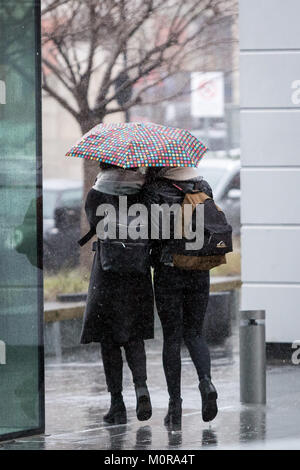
[65,122,208,168]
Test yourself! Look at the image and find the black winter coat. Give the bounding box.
[80,188,154,345]
[143,176,212,335]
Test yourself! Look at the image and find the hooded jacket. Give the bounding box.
[143,167,213,211]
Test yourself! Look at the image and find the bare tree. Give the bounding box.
[41,0,237,266]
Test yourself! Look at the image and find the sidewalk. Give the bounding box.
[2,324,300,450]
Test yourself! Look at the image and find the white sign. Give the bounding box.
[191,72,224,118]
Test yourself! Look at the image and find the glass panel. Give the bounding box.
[0,0,44,439]
[59,188,83,208]
[43,190,59,220]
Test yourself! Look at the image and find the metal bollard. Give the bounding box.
[240,310,266,404]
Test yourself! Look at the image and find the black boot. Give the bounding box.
[135,384,152,421]
[199,376,218,422]
[164,398,182,430]
[104,393,127,425]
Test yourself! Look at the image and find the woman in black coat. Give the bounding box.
[144,166,218,428]
[80,163,154,425]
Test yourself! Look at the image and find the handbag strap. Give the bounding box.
[77,227,96,247]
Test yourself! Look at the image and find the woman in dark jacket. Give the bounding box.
[81,163,154,425]
[144,166,218,428]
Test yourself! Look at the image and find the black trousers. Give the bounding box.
[154,266,211,400]
[100,338,147,394]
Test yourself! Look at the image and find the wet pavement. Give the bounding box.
[1,323,300,450]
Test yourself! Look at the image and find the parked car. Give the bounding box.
[198,158,241,234]
[43,179,83,271]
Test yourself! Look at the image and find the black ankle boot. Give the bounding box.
[135,384,152,421]
[199,376,218,422]
[104,393,127,425]
[164,398,182,429]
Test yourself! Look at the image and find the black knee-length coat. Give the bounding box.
[80,178,154,345]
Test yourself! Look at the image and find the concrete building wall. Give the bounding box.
[239,0,300,342]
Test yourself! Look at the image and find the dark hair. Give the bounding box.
[99,162,116,170]
[145,167,161,184]
[99,161,139,172]
[145,166,177,183]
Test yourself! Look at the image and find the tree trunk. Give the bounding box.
[79,119,102,272]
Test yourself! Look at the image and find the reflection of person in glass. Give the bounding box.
[13,196,42,269]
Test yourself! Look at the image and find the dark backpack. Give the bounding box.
[161,186,233,270]
[79,209,150,274]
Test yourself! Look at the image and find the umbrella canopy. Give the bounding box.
[66,122,207,168]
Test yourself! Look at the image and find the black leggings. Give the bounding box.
[100,338,147,394]
[155,267,211,400]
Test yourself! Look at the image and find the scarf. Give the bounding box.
[92,168,145,195]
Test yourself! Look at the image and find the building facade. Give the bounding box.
[240,0,300,344]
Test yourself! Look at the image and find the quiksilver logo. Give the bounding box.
[216,241,226,248]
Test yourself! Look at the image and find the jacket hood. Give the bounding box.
[92,168,145,195]
[156,166,203,182]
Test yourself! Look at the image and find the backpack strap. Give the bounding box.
[193,180,204,192]
[179,192,211,238]
[172,180,208,195]
[78,227,96,247]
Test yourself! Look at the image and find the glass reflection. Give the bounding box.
[0,0,43,439]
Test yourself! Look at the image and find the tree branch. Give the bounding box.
[42,0,73,16]
[95,0,158,106]
[41,0,237,126]
[42,57,75,93]
[43,76,79,119]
